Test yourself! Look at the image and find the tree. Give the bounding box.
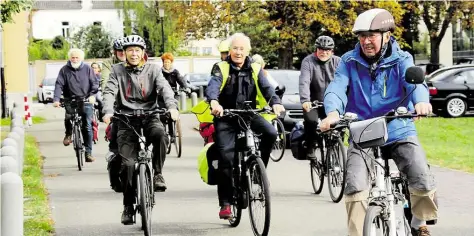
[72,25,112,58]
[0,0,33,26]
[419,1,474,64]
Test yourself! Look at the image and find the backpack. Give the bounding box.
[290,121,308,160]
[197,142,220,185]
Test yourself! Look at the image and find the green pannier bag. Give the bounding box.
[197,142,219,185]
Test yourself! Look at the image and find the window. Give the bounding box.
[466,70,474,83]
[453,72,467,84]
[202,47,212,55]
[93,21,101,26]
[61,21,70,38]
[188,47,199,55]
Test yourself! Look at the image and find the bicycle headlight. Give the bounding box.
[138,150,147,158]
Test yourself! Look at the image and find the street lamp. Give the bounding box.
[159,8,165,54]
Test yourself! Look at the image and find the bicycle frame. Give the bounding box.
[135,127,155,207]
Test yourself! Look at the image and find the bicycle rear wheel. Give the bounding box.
[270,119,286,162]
[248,157,271,236]
[229,203,243,227]
[166,120,172,155]
[174,119,182,158]
[139,164,153,236]
[327,137,347,203]
[363,205,390,236]
[73,124,83,171]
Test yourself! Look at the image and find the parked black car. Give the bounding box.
[427,66,474,117]
[267,69,303,133]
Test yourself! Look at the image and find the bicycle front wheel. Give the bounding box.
[363,205,390,236]
[270,118,286,162]
[139,164,153,236]
[174,119,182,158]
[73,124,83,171]
[310,143,325,194]
[248,157,271,236]
[327,137,347,203]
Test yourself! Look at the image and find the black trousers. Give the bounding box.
[116,115,168,206]
[214,115,277,206]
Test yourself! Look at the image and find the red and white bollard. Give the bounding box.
[23,95,32,127]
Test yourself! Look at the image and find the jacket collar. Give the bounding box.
[346,36,406,68]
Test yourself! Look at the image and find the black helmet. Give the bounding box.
[315,36,335,49]
[112,37,124,50]
[122,35,147,50]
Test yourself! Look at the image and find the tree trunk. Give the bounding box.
[278,39,293,69]
[430,37,440,64]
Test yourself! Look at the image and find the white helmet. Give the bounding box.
[352,9,395,34]
[122,35,147,49]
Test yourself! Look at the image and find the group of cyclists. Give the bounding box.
[52,7,437,236]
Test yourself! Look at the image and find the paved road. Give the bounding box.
[30,105,473,236]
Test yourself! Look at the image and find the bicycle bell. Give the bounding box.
[396,106,408,115]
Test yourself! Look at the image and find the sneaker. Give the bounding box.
[121,205,135,225]
[85,153,96,162]
[219,205,232,219]
[154,173,167,192]
[411,226,431,236]
[63,135,72,146]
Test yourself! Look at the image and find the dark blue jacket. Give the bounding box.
[54,61,98,102]
[205,57,281,109]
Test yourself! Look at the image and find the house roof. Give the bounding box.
[33,0,118,10]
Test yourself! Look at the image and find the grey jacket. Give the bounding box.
[299,54,341,103]
[102,62,178,115]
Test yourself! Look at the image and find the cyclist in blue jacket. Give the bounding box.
[320,9,437,236]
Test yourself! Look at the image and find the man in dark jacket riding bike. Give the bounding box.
[102,34,179,225]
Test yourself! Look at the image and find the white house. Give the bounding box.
[31,0,124,40]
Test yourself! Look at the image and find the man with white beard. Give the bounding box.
[53,48,99,162]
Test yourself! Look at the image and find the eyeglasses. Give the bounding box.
[317,48,332,52]
[358,32,382,41]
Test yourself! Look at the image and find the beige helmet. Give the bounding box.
[218,40,230,53]
[352,8,395,34]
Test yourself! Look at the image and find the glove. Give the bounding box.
[169,108,179,121]
[88,96,96,104]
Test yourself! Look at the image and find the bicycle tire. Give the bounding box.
[363,205,390,236]
[229,203,243,227]
[270,119,286,162]
[327,137,347,203]
[73,124,83,171]
[310,143,325,194]
[139,164,152,236]
[166,120,172,155]
[248,157,271,236]
[175,119,182,158]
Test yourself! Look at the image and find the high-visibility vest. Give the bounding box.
[191,61,275,123]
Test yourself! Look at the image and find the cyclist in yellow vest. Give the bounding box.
[206,33,285,220]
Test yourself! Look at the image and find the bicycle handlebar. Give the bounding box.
[113,108,168,118]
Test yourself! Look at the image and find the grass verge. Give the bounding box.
[415,117,474,173]
[23,135,55,235]
[1,116,47,126]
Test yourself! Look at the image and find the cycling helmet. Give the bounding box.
[315,36,335,49]
[112,37,124,50]
[122,35,147,49]
[352,8,395,34]
[252,54,265,66]
[218,40,230,53]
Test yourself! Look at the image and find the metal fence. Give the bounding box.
[1,103,26,236]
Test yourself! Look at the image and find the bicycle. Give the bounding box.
[164,115,182,158]
[269,117,286,162]
[218,102,272,236]
[307,101,351,203]
[61,98,90,171]
[112,108,168,236]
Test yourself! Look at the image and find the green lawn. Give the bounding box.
[415,117,474,173]
[0,116,46,126]
[23,135,55,235]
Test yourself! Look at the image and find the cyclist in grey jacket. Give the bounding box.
[102,35,179,225]
[298,36,341,157]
